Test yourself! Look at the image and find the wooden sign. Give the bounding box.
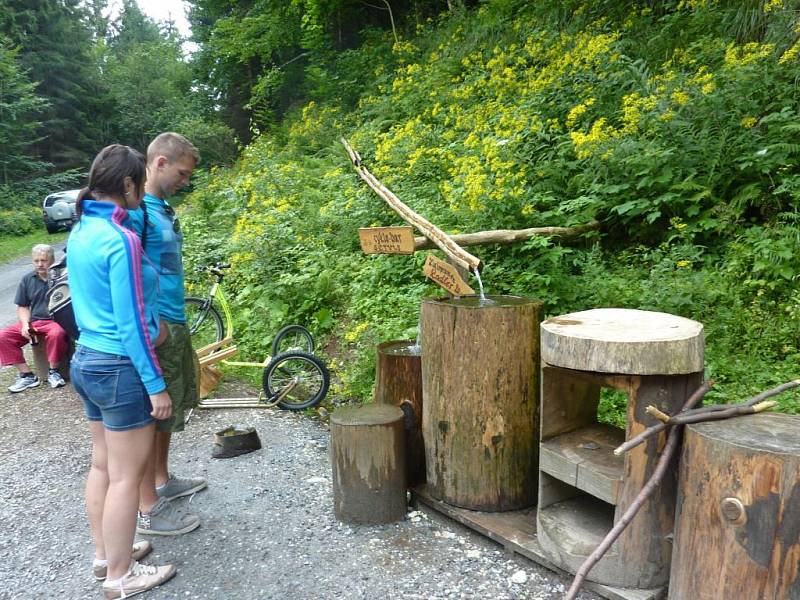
[423,254,475,296]
[358,227,415,254]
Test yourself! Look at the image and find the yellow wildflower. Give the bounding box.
[741,116,757,128]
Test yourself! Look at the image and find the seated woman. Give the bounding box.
[0,244,69,392]
[68,144,176,599]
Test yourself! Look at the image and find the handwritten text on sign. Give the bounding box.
[423,254,475,296]
[358,227,415,255]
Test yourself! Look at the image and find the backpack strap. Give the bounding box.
[141,200,150,250]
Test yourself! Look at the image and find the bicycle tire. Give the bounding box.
[271,324,315,356]
[184,296,224,350]
[262,351,330,411]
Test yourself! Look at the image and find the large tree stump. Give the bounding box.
[537,308,704,589]
[669,413,800,600]
[374,340,425,487]
[330,404,407,524]
[421,295,541,512]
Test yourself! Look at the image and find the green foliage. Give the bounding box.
[0,230,67,262]
[182,0,800,415]
[0,206,39,236]
[0,39,49,183]
[0,0,107,170]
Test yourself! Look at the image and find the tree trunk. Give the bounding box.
[374,340,425,487]
[421,295,541,511]
[670,413,800,600]
[330,404,407,524]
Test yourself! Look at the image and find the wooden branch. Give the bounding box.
[341,137,481,272]
[661,399,778,426]
[614,380,714,456]
[413,220,601,250]
[679,379,800,416]
[615,379,799,455]
[645,405,670,423]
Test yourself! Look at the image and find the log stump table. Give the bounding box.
[537,308,704,590]
[669,413,800,600]
[330,403,407,525]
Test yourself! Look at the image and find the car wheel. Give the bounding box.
[45,222,58,234]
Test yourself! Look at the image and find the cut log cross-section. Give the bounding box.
[670,413,800,600]
[537,308,704,590]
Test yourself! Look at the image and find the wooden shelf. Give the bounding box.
[540,424,624,505]
[537,496,616,558]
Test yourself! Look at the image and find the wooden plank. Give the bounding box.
[411,485,664,600]
[540,424,624,505]
[422,253,474,296]
[196,336,234,358]
[198,345,238,366]
[358,226,415,254]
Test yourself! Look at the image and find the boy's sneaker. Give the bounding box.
[156,473,207,500]
[102,560,176,599]
[136,498,200,536]
[47,369,66,389]
[8,373,39,393]
[93,541,154,581]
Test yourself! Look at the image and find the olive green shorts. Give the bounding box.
[155,321,199,433]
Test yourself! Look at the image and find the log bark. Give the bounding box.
[374,340,425,487]
[421,295,541,511]
[412,220,601,250]
[669,413,800,600]
[330,404,407,524]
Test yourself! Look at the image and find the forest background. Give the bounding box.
[2,0,800,424]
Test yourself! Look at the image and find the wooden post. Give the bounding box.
[330,404,407,524]
[421,295,541,511]
[32,340,73,381]
[669,413,800,600]
[374,340,425,487]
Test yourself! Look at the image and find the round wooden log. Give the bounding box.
[541,308,704,375]
[421,295,541,511]
[374,340,425,487]
[330,404,407,524]
[669,413,800,600]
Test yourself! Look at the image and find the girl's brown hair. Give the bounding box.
[76,144,146,217]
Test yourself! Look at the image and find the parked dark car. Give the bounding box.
[42,189,80,233]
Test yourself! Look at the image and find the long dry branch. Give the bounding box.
[341,137,481,272]
[617,379,800,455]
[413,220,601,249]
[614,380,714,456]
[566,381,713,600]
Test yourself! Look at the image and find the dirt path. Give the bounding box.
[0,363,604,600]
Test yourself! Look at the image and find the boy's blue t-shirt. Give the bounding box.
[67,200,165,394]
[127,193,186,323]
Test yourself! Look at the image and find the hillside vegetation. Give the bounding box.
[180,0,800,417]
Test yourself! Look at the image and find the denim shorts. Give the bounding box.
[71,345,154,431]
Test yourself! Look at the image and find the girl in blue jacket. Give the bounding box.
[68,145,177,599]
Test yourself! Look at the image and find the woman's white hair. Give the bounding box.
[31,244,55,259]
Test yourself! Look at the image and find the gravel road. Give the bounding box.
[0,360,600,600]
